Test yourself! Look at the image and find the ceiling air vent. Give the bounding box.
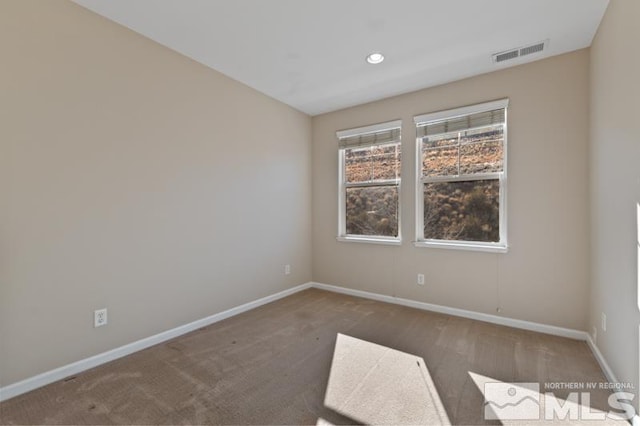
[492,40,548,63]
[519,42,545,57]
[494,49,519,63]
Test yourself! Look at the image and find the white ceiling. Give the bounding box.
[74,0,609,116]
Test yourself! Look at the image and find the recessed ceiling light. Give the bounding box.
[366,52,384,64]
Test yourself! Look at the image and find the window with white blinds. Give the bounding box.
[337,120,402,244]
[414,99,508,252]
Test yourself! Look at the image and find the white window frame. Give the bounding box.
[414,99,508,253]
[337,120,402,246]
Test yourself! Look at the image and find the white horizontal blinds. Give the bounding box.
[416,108,505,138]
[338,127,400,149]
[337,120,402,150]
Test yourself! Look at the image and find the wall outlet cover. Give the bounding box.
[94,308,108,328]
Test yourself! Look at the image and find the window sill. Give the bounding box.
[337,236,402,246]
[414,240,508,253]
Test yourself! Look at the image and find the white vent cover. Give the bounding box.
[492,40,548,63]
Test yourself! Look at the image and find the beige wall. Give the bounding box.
[589,0,640,409]
[4,0,634,402]
[312,50,590,331]
[0,0,312,386]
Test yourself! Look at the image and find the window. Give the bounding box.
[414,99,508,252]
[337,120,402,245]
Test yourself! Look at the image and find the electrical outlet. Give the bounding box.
[417,274,425,285]
[94,308,107,328]
[284,264,291,275]
[601,312,606,332]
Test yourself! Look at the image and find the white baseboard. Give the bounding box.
[0,282,312,402]
[586,335,639,424]
[310,282,587,340]
[3,279,635,425]
[586,334,619,384]
[311,282,638,424]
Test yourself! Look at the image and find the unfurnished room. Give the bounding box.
[0,0,639,425]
